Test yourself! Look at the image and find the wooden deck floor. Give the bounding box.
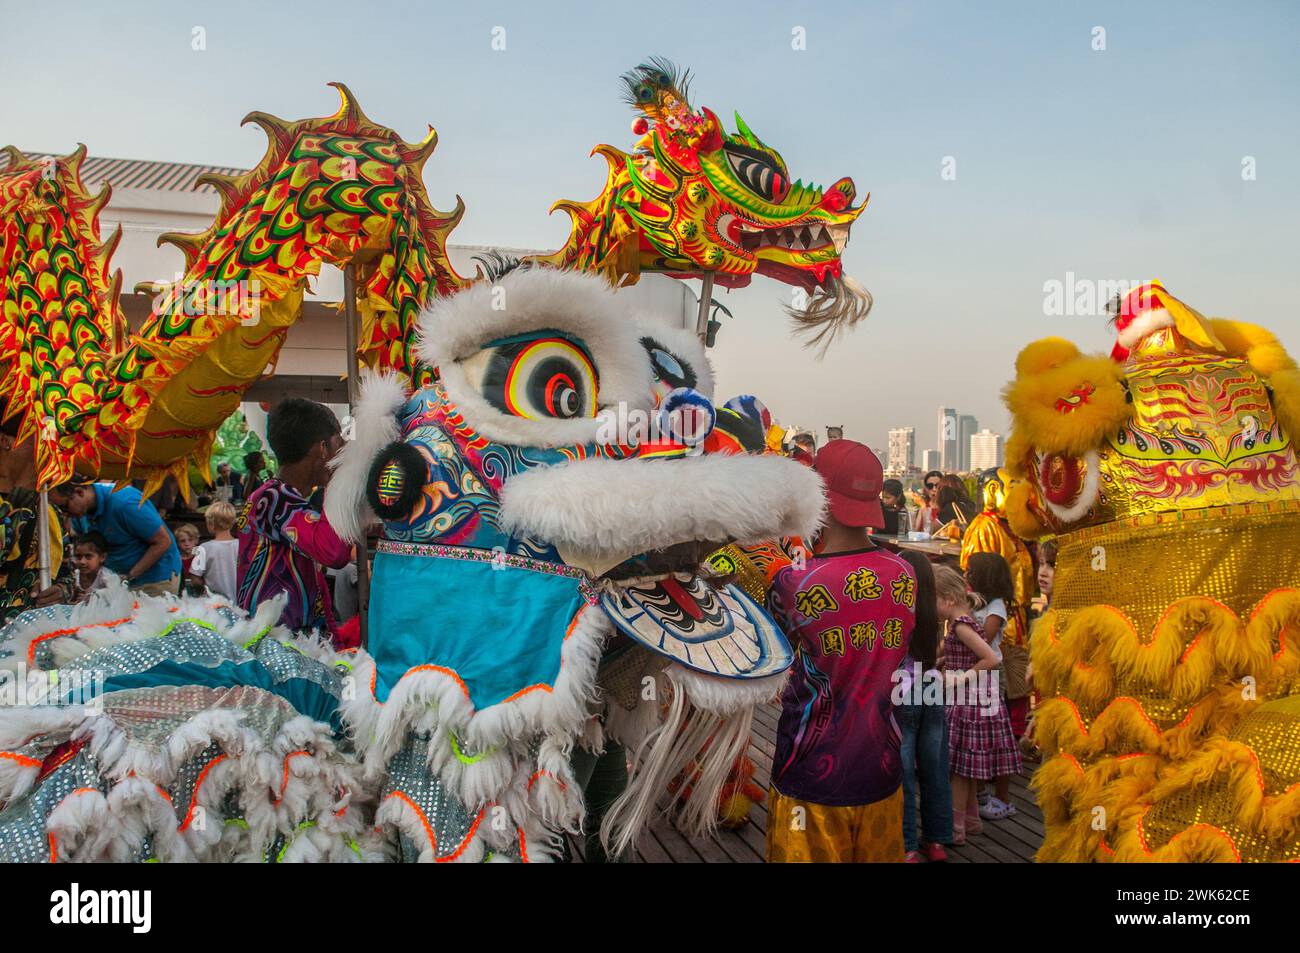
[568,703,1042,863]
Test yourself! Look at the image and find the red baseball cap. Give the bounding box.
[814,439,885,529]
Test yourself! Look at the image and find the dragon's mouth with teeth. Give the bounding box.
[731,219,850,256]
[709,196,861,291]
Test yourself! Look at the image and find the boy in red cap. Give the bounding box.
[764,439,917,862]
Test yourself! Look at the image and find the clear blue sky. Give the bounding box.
[4,0,1297,454]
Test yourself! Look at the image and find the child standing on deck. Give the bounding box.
[966,552,1020,820]
[71,532,118,603]
[175,524,200,595]
[933,564,1022,844]
[191,501,240,601]
[894,549,952,862]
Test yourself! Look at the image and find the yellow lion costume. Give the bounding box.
[1003,280,1300,862]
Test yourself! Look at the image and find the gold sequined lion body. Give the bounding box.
[1002,281,1300,862]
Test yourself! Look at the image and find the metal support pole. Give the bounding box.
[343,264,370,648]
[695,271,715,345]
[37,487,51,592]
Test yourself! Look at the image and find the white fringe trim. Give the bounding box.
[0,752,41,803]
[1,586,291,675]
[12,696,376,863]
[46,788,111,862]
[599,665,776,859]
[375,793,487,863]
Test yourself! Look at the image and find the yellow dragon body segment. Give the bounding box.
[0,146,125,479]
[1,85,467,494]
[1004,280,1300,861]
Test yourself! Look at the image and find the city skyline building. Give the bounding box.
[958,414,979,471]
[971,428,1004,471]
[937,407,957,471]
[887,426,915,476]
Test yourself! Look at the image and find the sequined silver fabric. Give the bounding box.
[0,601,556,863]
[0,606,360,862]
[0,749,104,862]
[382,735,483,862]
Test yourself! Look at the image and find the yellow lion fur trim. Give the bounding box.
[1209,319,1297,375]
[1034,592,1300,717]
[1033,735,1300,862]
[1041,735,1300,863]
[1003,429,1031,478]
[1031,753,1084,827]
[1003,477,1048,539]
[1249,589,1300,692]
[1014,337,1080,376]
[1112,821,1243,863]
[1146,738,1300,843]
[1032,751,1162,862]
[1028,609,1062,696]
[1002,345,1130,460]
[1033,590,1300,861]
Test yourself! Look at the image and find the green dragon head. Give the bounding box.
[538,59,872,350]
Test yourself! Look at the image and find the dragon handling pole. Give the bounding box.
[343,263,371,647]
[695,271,715,343]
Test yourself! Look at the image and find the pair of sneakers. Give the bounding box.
[904,842,949,863]
[979,796,1017,820]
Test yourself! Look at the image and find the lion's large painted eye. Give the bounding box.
[478,336,598,420]
[641,337,697,402]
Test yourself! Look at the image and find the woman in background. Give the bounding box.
[879,479,907,536]
[936,474,978,527]
[913,470,943,534]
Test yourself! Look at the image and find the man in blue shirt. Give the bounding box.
[50,479,182,597]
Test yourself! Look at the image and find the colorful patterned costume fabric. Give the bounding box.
[1004,281,1300,862]
[766,547,916,806]
[0,586,380,862]
[0,90,464,494]
[0,489,66,623]
[236,478,352,639]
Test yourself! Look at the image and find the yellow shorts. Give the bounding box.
[765,786,904,863]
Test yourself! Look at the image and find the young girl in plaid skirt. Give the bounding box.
[933,565,1023,844]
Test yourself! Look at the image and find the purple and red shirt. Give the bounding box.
[766,545,917,806]
[236,478,352,638]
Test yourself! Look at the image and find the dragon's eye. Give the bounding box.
[640,337,698,403]
[479,336,598,419]
[723,142,789,202]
